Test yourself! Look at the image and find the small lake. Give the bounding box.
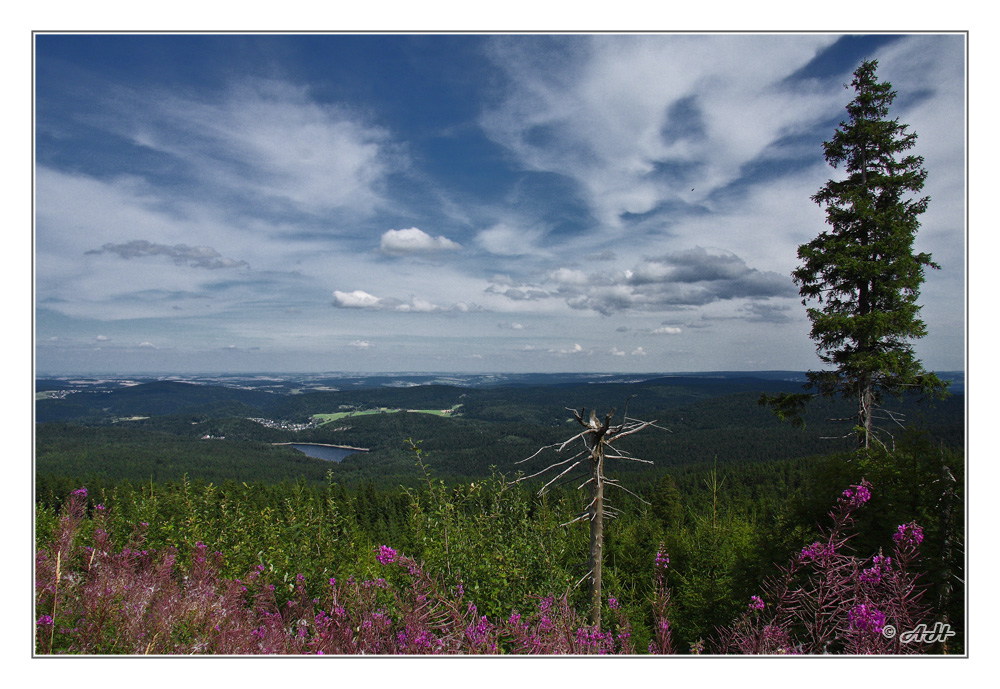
[289,444,366,463]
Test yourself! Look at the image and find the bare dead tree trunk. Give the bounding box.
[858,376,874,450]
[587,434,605,629]
[515,400,662,632]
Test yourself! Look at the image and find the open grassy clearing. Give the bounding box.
[312,405,461,424]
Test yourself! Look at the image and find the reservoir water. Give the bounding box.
[289,444,365,463]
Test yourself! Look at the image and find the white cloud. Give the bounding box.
[488,246,793,316]
[332,290,382,308]
[631,347,647,356]
[379,228,462,255]
[349,340,372,349]
[331,288,480,315]
[652,326,682,335]
[550,343,589,355]
[476,223,545,257]
[550,268,590,286]
[86,240,249,270]
[126,79,397,215]
[481,34,841,229]
[95,335,110,342]
[394,297,439,313]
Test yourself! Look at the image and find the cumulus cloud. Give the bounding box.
[484,282,551,302]
[95,335,110,342]
[739,300,794,323]
[332,290,383,309]
[86,240,250,269]
[497,322,526,330]
[137,341,158,349]
[652,325,682,335]
[488,246,793,316]
[550,268,590,286]
[551,343,589,355]
[332,289,479,314]
[349,340,373,349]
[379,228,462,255]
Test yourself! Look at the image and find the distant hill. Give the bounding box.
[34,372,964,487]
[35,380,279,422]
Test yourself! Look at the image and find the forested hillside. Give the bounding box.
[35,375,963,486]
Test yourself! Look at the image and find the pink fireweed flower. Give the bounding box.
[376,545,397,565]
[893,522,924,548]
[608,597,620,610]
[838,481,872,509]
[72,487,87,498]
[847,604,886,634]
[749,595,765,611]
[799,541,833,562]
[654,545,670,570]
[860,554,892,584]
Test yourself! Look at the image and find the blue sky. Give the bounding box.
[34,33,966,375]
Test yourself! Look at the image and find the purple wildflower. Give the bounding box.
[860,554,892,584]
[37,615,54,627]
[893,522,924,548]
[608,597,620,610]
[71,487,87,498]
[749,595,765,611]
[375,545,397,565]
[839,481,872,509]
[847,603,886,634]
[799,541,833,562]
[654,545,670,570]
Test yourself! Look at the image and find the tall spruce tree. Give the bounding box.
[766,59,948,449]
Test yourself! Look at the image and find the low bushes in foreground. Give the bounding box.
[35,482,941,655]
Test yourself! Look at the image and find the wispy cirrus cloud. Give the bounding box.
[480,34,843,231]
[126,79,399,217]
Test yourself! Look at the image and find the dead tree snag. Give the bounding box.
[515,397,661,630]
